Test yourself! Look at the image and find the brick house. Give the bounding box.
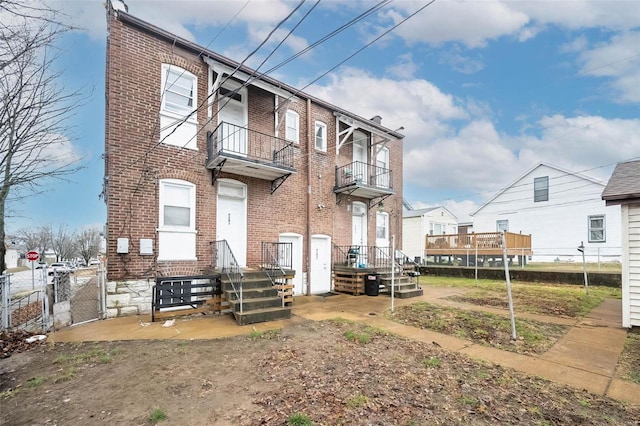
[103,2,406,319]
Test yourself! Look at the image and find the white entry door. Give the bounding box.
[352,130,367,182]
[218,80,247,155]
[352,202,367,247]
[310,235,331,294]
[279,233,304,296]
[217,180,247,267]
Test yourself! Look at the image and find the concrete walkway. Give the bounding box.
[48,286,640,407]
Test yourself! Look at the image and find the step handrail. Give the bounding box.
[212,240,244,314]
[261,242,288,308]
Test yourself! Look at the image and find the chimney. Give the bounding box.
[370,115,382,125]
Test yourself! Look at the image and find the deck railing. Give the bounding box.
[426,232,532,253]
[211,240,244,314]
[334,161,393,190]
[207,121,295,169]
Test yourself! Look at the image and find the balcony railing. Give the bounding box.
[206,121,295,170]
[334,161,393,195]
[425,232,532,256]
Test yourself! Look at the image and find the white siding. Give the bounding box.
[625,204,640,327]
[472,164,621,263]
[402,216,424,262]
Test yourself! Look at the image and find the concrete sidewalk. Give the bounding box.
[48,286,640,407]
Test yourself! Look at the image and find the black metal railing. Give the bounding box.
[261,242,292,308]
[334,161,393,190]
[212,240,244,314]
[332,245,393,269]
[207,121,295,169]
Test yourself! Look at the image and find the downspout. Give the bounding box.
[306,98,312,296]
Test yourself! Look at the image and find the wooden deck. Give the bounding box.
[425,232,532,257]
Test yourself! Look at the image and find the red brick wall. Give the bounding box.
[105,10,403,283]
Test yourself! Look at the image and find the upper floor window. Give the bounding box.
[159,179,195,230]
[285,110,299,143]
[534,176,549,202]
[588,215,605,242]
[161,64,197,118]
[315,121,327,152]
[496,220,509,232]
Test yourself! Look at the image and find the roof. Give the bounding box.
[471,162,605,216]
[403,206,457,220]
[601,159,640,204]
[111,6,404,140]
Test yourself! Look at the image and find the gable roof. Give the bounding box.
[601,159,640,205]
[403,206,457,220]
[471,162,605,216]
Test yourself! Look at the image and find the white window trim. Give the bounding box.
[315,121,327,152]
[376,212,389,241]
[158,179,196,232]
[588,214,606,243]
[285,110,299,144]
[160,64,197,123]
[534,176,549,203]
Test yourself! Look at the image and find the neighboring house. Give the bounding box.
[402,207,457,263]
[4,243,18,270]
[103,2,404,317]
[601,159,640,328]
[471,163,621,263]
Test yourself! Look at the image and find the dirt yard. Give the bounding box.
[1,317,639,426]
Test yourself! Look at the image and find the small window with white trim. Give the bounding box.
[534,176,549,202]
[159,179,195,230]
[588,215,605,243]
[376,212,388,240]
[315,121,327,152]
[285,110,299,143]
[161,64,196,118]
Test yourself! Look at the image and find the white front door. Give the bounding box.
[352,130,367,182]
[218,80,247,155]
[352,202,367,247]
[310,235,331,294]
[376,147,390,188]
[376,212,389,248]
[279,233,304,297]
[217,180,247,267]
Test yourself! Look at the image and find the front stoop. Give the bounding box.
[221,271,291,325]
[380,275,424,299]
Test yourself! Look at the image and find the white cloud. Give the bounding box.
[576,31,640,103]
[438,48,485,75]
[385,53,418,80]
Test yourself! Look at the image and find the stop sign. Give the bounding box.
[26,251,39,261]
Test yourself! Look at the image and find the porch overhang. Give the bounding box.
[206,153,296,181]
[334,184,395,199]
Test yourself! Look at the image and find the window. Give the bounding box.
[158,179,196,260]
[285,110,299,143]
[430,223,444,235]
[315,121,327,152]
[160,64,198,150]
[376,212,388,240]
[534,176,549,202]
[588,215,605,242]
[496,220,509,232]
[161,64,196,117]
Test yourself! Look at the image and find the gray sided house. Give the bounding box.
[602,159,640,328]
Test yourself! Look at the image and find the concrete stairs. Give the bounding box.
[221,270,291,326]
[379,269,423,299]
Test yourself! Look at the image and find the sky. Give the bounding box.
[5,0,640,234]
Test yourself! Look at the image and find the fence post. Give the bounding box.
[1,274,9,330]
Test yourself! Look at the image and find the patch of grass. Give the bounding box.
[27,376,46,387]
[345,393,368,408]
[616,333,640,384]
[288,412,313,426]
[149,407,167,424]
[344,329,372,344]
[53,346,121,365]
[0,388,20,398]
[248,328,281,340]
[53,367,77,383]
[328,317,354,325]
[422,357,442,368]
[390,302,569,355]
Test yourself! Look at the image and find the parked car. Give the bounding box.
[89,259,101,266]
[48,262,72,275]
[64,261,77,272]
[35,262,47,269]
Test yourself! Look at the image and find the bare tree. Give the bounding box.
[15,225,51,260]
[50,224,75,261]
[77,228,101,265]
[0,1,83,271]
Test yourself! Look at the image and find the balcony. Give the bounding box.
[206,122,296,189]
[334,161,394,199]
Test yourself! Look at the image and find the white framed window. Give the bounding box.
[588,215,605,242]
[429,223,444,235]
[315,121,327,152]
[376,212,388,240]
[496,220,509,232]
[158,179,197,260]
[534,176,549,202]
[161,64,197,118]
[160,64,198,150]
[285,110,299,143]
